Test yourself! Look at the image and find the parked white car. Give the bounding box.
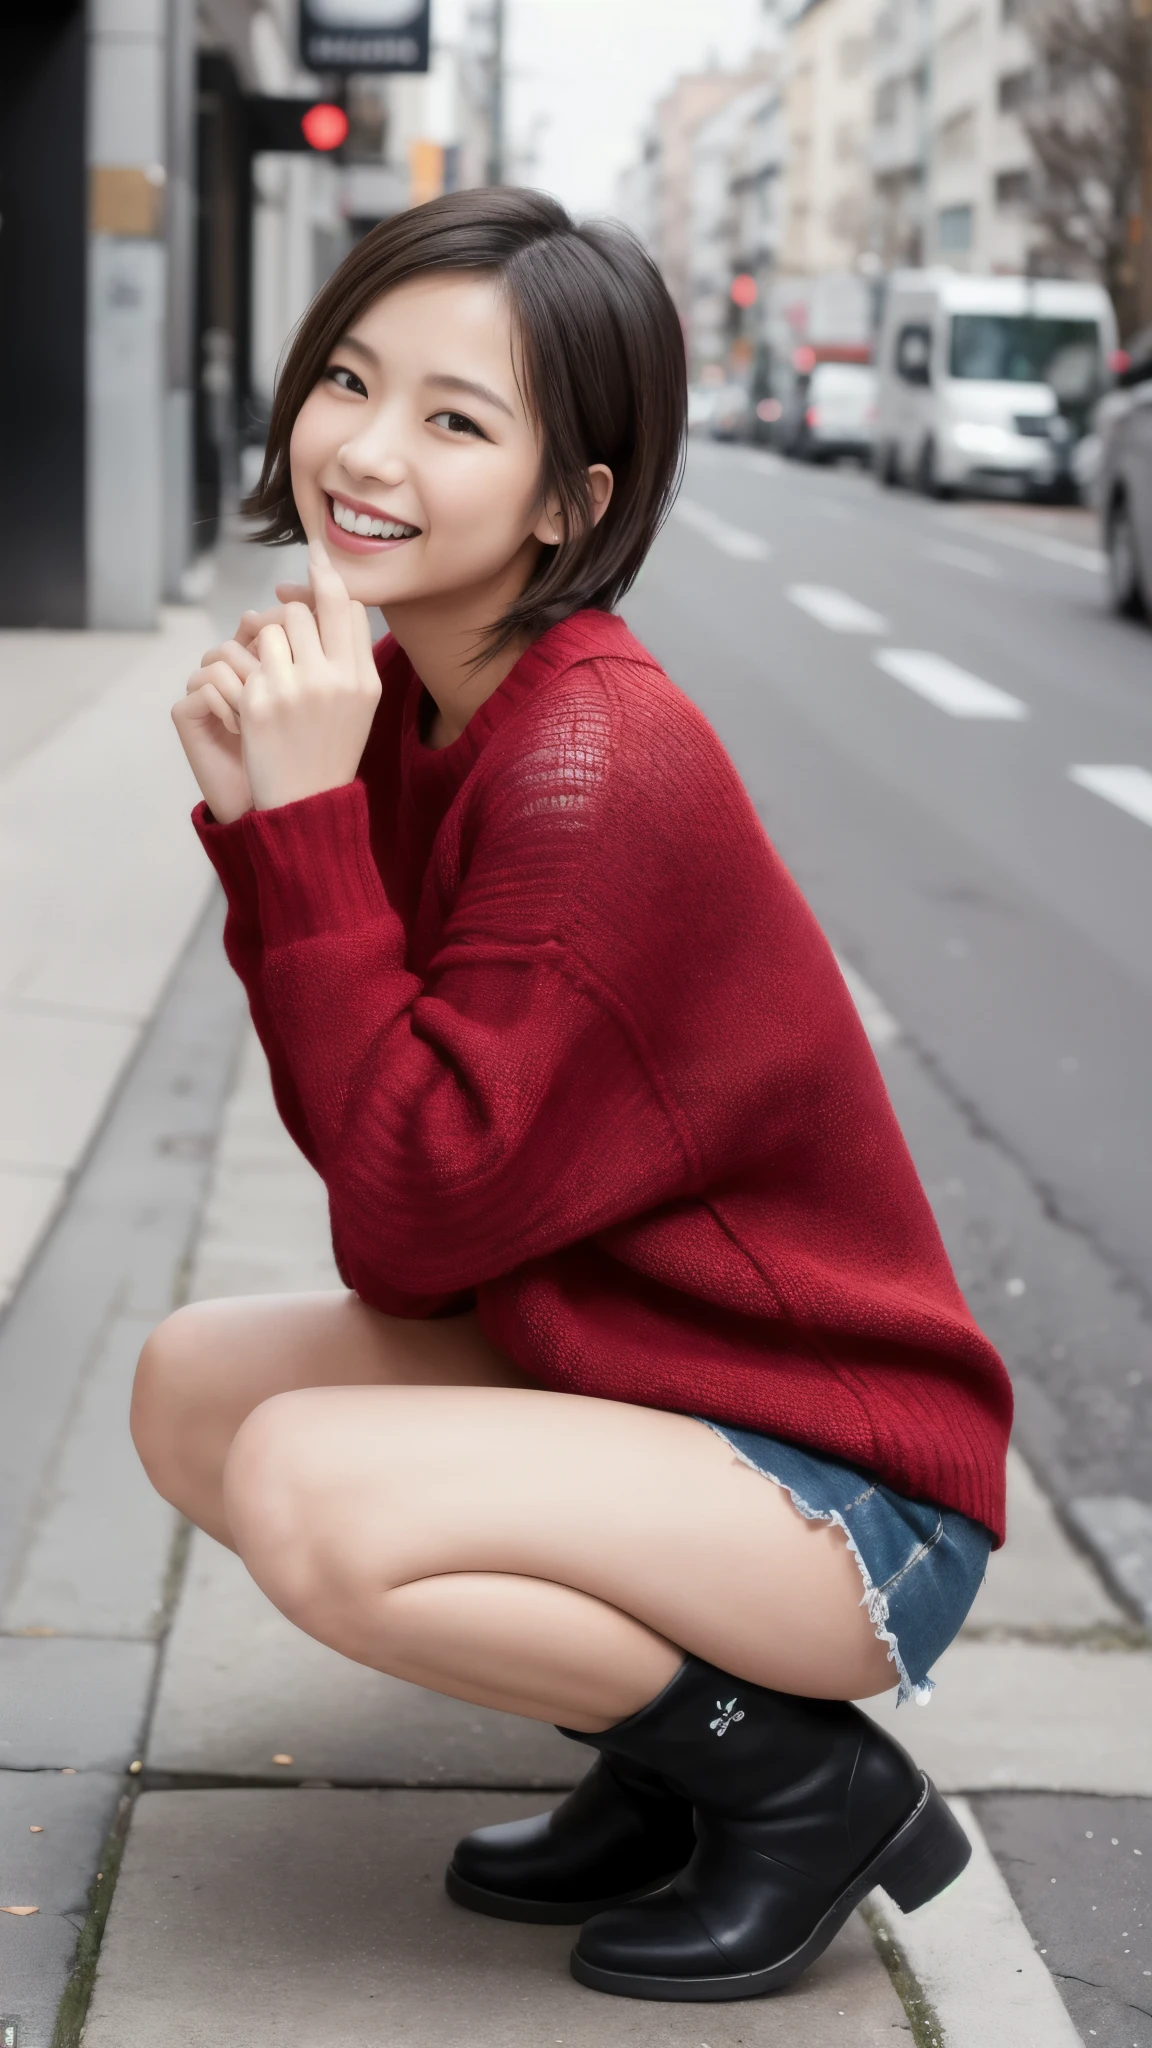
[875,271,1116,498]
[784,362,877,463]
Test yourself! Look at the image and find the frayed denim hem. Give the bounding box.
[698,1418,933,1708]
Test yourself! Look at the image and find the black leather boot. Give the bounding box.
[566,1654,970,2000]
[445,1751,697,1924]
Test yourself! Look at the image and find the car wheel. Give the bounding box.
[1107,497,1147,618]
[917,436,956,500]
[878,440,900,488]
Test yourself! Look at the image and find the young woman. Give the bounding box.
[132,189,1012,2004]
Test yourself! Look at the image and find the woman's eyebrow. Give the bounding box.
[333,332,378,365]
[424,372,515,419]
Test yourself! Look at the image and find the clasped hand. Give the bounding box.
[173,539,381,824]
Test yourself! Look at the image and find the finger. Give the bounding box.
[279,598,323,665]
[236,605,286,649]
[196,682,242,736]
[350,600,380,691]
[188,662,246,714]
[174,682,240,737]
[308,537,354,664]
[198,638,260,683]
[273,581,315,607]
[253,622,294,693]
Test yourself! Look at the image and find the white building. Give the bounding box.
[871,0,1041,272]
[926,0,1039,272]
[779,0,874,277]
[689,80,784,372]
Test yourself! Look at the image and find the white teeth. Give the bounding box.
[331,498,415,540]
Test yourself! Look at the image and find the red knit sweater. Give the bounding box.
[195,608,1012,1540]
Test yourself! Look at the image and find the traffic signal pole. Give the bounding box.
[488,0,506,186]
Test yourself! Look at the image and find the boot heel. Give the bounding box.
[877,1778,971,1913]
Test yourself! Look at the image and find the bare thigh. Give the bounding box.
[130,1293,532,1544]
[224,1382,895,1705]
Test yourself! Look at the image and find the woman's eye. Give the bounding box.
[429,410,486,438]
[325,366,368,397]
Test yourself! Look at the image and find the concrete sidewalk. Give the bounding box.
[1,587,1148,2046]
[0,610,216,1307]
[65,1024,1152,2048]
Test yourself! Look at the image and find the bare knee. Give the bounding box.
[222,1390,405,1640]
[223,1393,350,1613]
[130,1305,213,1498]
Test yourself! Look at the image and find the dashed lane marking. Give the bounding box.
[923,540,1003,579]
[1069,763,1152,830]
[671,497,772,560]
[874,649,1029,720]
[943,515,1105,574]
[787,584,888,633]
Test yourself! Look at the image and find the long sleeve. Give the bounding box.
[194,803,325,1175]
[185,612,1012,1539]
[236,777,693,1303]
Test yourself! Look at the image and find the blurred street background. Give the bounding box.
[2,1,1152,2045]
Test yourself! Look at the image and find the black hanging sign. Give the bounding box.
[299,0,431,73]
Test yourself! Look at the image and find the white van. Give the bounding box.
[875,271,1116,497]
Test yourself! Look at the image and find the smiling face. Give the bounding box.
[288,271,564,620]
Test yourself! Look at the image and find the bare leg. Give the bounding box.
[134,1297,895,1733]
[130,1293,534,1547]
[220,1379,895,1730]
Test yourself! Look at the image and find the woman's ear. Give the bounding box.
[533,464,614,547]
[586,463,613,527]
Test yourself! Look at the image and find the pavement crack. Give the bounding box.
[1052,1969,1152,2017]
[893,1016,1152,1328]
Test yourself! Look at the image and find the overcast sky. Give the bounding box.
[436,0,769,218]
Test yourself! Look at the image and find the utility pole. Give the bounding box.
[488,0,505,185]
[1137,0,1152,332]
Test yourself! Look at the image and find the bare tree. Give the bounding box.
[1021,0,1146,331]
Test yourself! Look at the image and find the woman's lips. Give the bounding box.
[323,498,418,556]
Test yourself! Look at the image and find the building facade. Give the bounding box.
[0,0,494,631]
[689,81,784,373]
[921,0,1039,273]
[780,0,874,276]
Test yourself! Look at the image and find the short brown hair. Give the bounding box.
[244,188,686,654]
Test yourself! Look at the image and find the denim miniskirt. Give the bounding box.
[698,1420,993,1705]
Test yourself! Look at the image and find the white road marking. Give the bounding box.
[835,957,900,1047]
[671,497,771,560]
[944,515,1105,574]
[787,584,888,633]
[1069,763,1152,829]
[872,1798,1084,2048]
[874,649,1029,720]
[923,540,1002,579]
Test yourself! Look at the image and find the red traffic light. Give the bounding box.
[730,273,758,309]
[301,102,349,151]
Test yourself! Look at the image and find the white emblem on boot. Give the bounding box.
[709,1697,745,1736]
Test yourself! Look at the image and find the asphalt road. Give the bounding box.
[624,443,1152,1522]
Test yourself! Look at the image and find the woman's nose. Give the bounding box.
[339,447,406,489]
[337,421,407,488]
